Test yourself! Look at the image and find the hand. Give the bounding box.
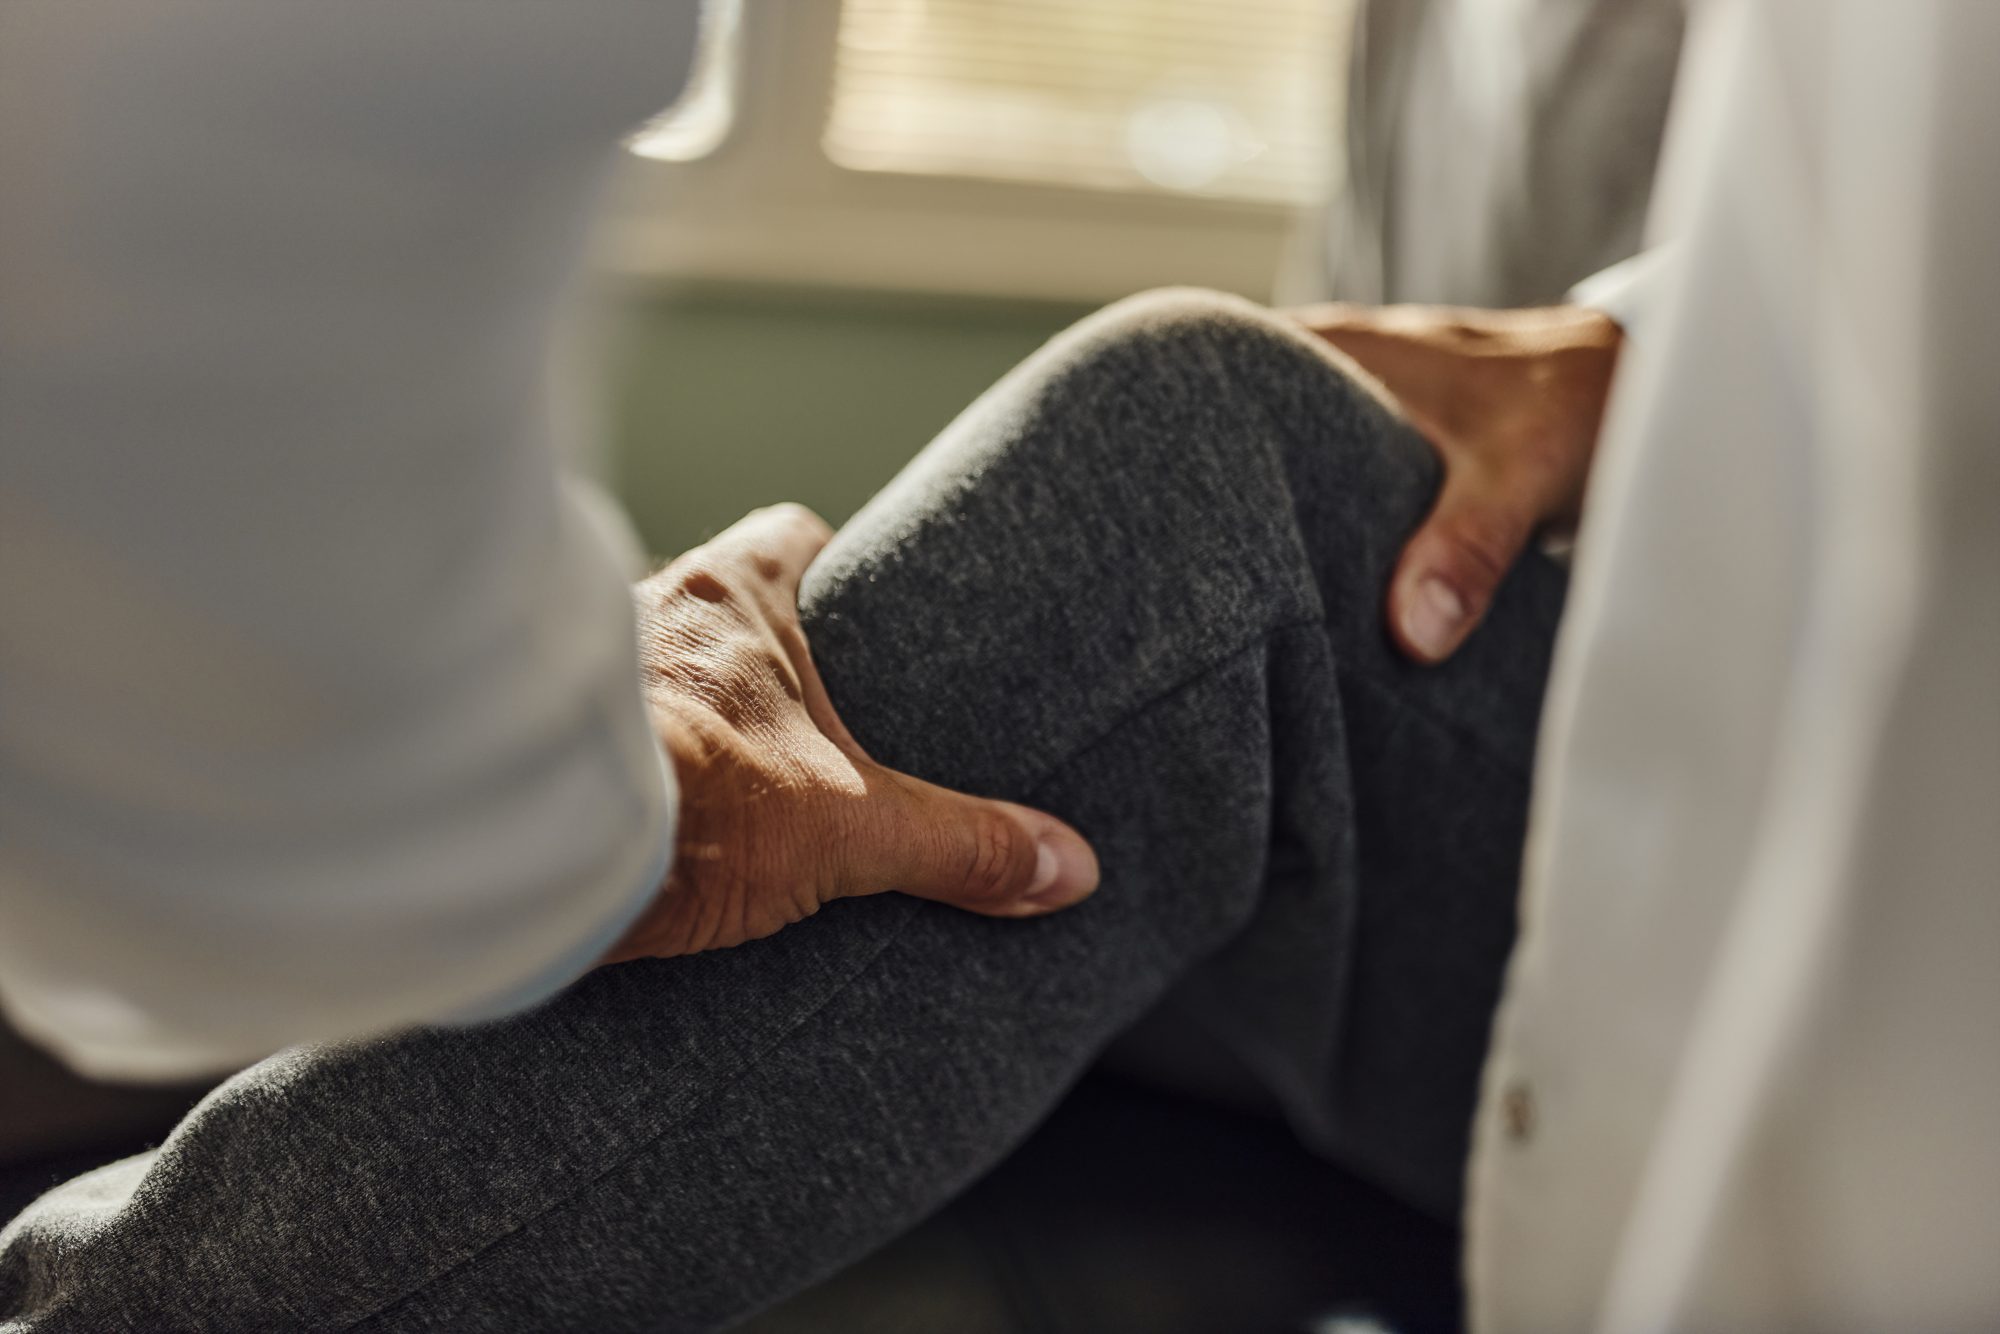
[1293,302,1623,663]
[603,504,1100,964]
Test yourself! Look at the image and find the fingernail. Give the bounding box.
[1402,575,1466,661]
[1028,841,1060,897]
[1019,830,1099,912]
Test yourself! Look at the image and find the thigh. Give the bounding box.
[0,291,1563,1333]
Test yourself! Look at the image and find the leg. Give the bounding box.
[0,291,1564,1333]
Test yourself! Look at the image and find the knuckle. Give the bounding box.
[676,567,733,604]
[1441,509,1527,591]
[958,815,1023,903]
[769,502,834,542]
[657,554,739,608]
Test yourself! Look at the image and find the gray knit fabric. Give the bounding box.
[0,290,1565,1333]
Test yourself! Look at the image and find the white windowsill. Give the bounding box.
[592,0,1321,306]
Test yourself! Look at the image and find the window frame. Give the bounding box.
[597,0,1345,304]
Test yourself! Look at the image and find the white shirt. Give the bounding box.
[5,10,1995,1327]
[0,2,700,1078]
[1324,0,1685,307]
[1469,1,2000,1329]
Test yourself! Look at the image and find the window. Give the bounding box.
[604,0,1354,303]
[823,0,1342,205]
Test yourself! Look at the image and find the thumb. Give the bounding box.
[1388,466,1539,664]
[861,773,1101,917]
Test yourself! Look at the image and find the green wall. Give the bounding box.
[605,283,1094,558]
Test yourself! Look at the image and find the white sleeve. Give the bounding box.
[1566,247,1679,336]
[0,1,701,1080]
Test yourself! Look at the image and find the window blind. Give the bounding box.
[824,0,1347,205]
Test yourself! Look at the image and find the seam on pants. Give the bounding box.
[341,619,1329,1333]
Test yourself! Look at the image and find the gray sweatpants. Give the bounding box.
[0,291,1566,1332]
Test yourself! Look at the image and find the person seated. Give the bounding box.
[2,3,1994,1332]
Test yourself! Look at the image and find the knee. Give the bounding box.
[1090,285,1272,337]
[1023,287,1402,482]
[1056,287,1391,426]
[1071,287,1299,374]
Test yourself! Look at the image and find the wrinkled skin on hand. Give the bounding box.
[1293,303,1623,664]
[603,505,1099,964]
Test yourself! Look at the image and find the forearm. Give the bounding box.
[0,1,699,1078]
[0,496,677,1081]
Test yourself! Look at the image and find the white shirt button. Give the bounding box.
[1501,1078,1537,1145]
